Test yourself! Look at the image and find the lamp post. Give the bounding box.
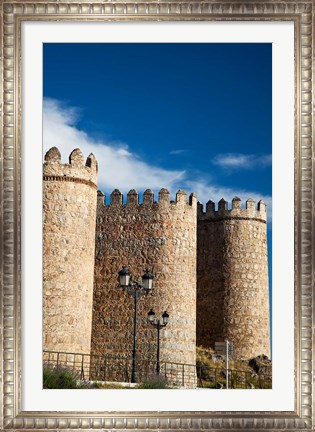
[118,266,154,383]
[147,309,169,375]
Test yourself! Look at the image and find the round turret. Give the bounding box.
[197,197,270,359]
[43,147,98,354]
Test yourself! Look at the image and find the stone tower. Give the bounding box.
[197,197,270,359]
[91,188,197,369]
[43,147,98,354]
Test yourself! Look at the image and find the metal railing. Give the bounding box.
[196,362,272,389]
[43,350,272,389]
[43,350,130,383]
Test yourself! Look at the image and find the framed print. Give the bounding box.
[39,39,274,399]
[0,0,313,431]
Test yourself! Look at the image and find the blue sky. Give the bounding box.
[43,43,271,208]
[43,43,272,327]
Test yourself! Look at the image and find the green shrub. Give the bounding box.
[137,375,170,389]
[43,366,81,389]
[43,367,137,389]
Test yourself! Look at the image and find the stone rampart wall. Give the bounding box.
[91,188,197,367]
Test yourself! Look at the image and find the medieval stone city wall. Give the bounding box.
[42,146,271,385]
[197,197,270,359]
[43,147,98,354]
[91,188,197,368]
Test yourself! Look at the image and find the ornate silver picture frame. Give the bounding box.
[1,0,313,430]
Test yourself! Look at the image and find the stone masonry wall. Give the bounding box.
[197,197,270,359]
[91,188,197,369]
[43,147,98,354]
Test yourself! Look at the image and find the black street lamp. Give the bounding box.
[118,266,154,383]
[147,309,169,375]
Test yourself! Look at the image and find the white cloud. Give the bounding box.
[169,149,188,155]
[43,99,271,222]
[43,99,186,195]
[212,152,272,171]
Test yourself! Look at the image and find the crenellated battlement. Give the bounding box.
[97,188,197,209]
[197,196,267,223]
[43,147,98,187]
